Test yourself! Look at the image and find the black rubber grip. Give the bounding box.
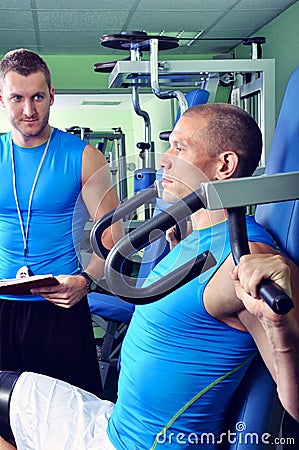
[227,207,293,315]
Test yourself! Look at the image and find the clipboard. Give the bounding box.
[0,275,60,295]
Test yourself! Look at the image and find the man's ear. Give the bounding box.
[216,151,239,179]
[49,86,55,106]
[0,92,4,109]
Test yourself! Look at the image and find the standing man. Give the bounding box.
[0,48,122,397]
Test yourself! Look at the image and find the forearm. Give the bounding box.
[263,315,299,422]
[83,253,105,282]
[83,218,124,282]
[100,219,124,252]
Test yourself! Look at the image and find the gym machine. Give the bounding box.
[66,126,128,201]
[95,32,275,167]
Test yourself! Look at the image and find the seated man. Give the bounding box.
[0,104,298,450]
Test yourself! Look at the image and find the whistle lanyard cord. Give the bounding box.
[11,129,52,262]
[150,353,256,450]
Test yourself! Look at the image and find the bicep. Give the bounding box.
[204,241,286,325]
[81,145,119,221]
[81,145,124,248]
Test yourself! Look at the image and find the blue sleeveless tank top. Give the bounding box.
[107,216,278,449]
[0,128,89,301]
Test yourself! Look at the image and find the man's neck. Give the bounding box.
[191,208,227,230]
[12,125,51,147]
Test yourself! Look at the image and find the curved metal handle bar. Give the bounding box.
[90,185,158,259]
[103,189,211,303]
[91,182,293,312]
[149,38,188,115]
[106,249,216,304]
[227,207,294,315]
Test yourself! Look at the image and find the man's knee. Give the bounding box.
[0,372,21,447]
[0,435,16,449]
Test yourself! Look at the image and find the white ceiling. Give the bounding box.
[0,0,297,57]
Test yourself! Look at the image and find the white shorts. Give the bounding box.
[10,372,116,450]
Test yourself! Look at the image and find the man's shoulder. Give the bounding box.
[52,128,87,151]
[246,215,278,249]
[0,131,11,143]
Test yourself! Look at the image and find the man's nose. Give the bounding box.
[158,147,175,169]
[23,100,36,117]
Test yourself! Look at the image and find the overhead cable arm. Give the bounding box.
[132,82,151,148]
[149,38,188,116]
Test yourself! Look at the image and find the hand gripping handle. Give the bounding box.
[227,207,293,315]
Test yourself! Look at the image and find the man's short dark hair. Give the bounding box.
[183,103,263,177]
[0,48,51,90]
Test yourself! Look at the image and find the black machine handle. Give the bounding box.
[105,248,216,304]
[103,189,215,304]
[90,184,157,259]
[90,181,195,259]
[227,207,294,315]
[91,186,293,314]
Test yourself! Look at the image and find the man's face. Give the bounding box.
[159,115,217,203]
[0,70,54,141]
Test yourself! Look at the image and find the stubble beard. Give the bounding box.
[12,110,50,139]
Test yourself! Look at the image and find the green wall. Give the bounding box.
[236,1,299,118]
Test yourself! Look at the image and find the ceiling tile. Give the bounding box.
[136,0,237,11]
[127,10,222,31]
[35,0,137,9]
[37,10,130,31]
[0,31,37,49]
[0,0,296,56]
[0,0,32,9]
[213,10,281,30]
[0,10,35,29]
[40,31,101,47]
[235,0,296,10]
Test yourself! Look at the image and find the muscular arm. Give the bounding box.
[232,249,299,422]
[205,240,299,422]
[82,145,123,249]
[80,145,124,280]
